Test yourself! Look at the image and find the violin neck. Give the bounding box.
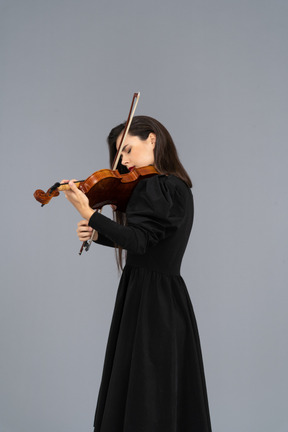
[57,181,82,191]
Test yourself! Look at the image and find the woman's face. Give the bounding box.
[116,132,155,171]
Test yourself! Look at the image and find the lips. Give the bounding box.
[128,166,135,171]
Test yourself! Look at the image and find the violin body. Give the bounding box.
[34,165,158,212]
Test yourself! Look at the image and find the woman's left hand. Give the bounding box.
[62,179,94,221]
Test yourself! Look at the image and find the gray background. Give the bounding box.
[1,0,287,431]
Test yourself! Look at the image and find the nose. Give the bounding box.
[121,153,129,166]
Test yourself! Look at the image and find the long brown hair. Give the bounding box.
[107,115,192,269]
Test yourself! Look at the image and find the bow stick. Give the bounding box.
[79,92,140,254]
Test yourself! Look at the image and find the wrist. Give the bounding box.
[82,207,95,221]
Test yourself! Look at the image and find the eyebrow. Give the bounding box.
[118,144,128,153]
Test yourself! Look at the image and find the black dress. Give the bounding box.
[88,174,212,432]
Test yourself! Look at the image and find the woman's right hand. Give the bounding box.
[77,220,98,242]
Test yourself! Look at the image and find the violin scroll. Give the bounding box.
[34,181,82,206]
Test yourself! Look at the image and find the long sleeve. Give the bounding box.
[94,232,115,248]
[88,175,188,255]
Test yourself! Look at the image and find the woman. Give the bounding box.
[64,116,212,432]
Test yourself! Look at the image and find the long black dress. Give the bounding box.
[88,174,212,432]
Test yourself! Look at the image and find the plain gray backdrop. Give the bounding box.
[1,1,287,431]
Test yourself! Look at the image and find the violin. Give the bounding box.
[33,165,158,212]
[33,92,158,254]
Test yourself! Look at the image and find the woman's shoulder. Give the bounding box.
[145,173,192,197]
[126,173,193,222]
[130,173,192,208]
[164,174,191,191]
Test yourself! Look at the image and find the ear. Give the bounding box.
[149,133,156,149]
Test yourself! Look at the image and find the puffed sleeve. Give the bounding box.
[88,175,187,255]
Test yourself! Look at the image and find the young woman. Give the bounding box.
[64,116,212,432]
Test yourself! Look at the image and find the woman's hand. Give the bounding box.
[62,179,95,221]
[77,220,98,242]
